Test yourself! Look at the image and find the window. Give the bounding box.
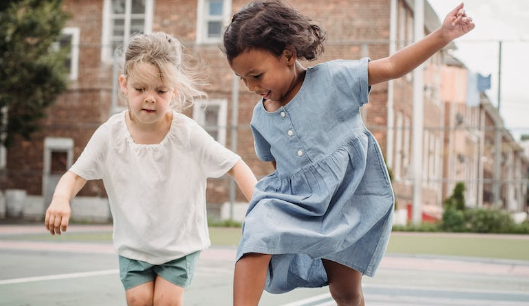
[196,0,231,44]
[57,28,80,81]
[101,0,153,62]
[193,99,228,145]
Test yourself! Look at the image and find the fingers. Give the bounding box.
[45,211,69,235]
[449,2,464,17]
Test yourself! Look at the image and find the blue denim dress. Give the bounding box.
[238,58,394,294]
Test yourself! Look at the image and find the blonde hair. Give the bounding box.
[117,32,206,111]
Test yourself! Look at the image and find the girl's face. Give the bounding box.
[230,48,300,106]
[119,62,175,126]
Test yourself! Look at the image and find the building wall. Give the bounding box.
[6,0,524,220]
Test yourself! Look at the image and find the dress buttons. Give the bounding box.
[280,111,286,118]
[288,130,294,136]
[297,150,303,156]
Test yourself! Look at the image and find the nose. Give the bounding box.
[245,79,259,92]
[144,90,156,103]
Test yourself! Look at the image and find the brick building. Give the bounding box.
[2,0,525,222]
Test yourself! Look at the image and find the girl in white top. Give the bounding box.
[45,32,257,306]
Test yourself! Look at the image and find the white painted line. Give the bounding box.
[0,269,119,285]
[363,283,529,297]
[279,293,332,306]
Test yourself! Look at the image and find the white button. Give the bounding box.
[288,130,294,136]
[280,112,286,118]
[297,150,303,156]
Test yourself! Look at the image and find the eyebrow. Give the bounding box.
[130,81,168,88]
[236,69,261,78]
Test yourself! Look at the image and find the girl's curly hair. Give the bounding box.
[223,0,326,62]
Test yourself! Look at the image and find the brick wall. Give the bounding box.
[3,0,446,211]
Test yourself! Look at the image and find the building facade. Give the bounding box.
[1,0,527,221]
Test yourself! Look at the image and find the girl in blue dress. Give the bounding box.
[223,1,474,305]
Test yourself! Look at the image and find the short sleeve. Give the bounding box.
[190,123,240,178]
[69,124,109,180]
[251,124,274,162]
[330,57,371,107]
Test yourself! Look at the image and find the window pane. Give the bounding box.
[205,107,219,126]
[131,0,146,14]
[112,0,126,14]
[59,34,72,72]
[208,0,223,16]
[112,18,125,37]
[207,21,222,38]
[130,18,145,35]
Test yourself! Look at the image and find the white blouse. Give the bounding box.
[70,111,240,264]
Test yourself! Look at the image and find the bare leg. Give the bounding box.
[233,253,272,306]
[153,276,184,306]
[322,259,365,306]
[126,281,154,306]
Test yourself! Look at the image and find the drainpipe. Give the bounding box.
[229,74,239,220]
[386,0,397,170]
[412,0,424,224]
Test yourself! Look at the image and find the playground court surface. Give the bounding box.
[1,224,529,306]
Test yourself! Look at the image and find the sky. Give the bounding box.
[428,0,529,140]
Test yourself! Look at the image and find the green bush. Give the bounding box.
[440,207,465,232]
[392,222,439,232]
[208,218,242,228]
[508,221,529,234]
[464,208,513,233]
[444,182,466,211]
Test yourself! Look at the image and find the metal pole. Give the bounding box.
[229,74,239,220]
[492,41,502,206]
[412,0,424,224]
[497,41,502,112]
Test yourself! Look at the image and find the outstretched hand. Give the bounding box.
[441,3,475,40]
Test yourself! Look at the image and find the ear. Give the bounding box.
[282,48,296,65]
[118,75,128,94]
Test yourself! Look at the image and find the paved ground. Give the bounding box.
[1,224,529,305]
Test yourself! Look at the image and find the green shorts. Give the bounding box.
[118,251,201,290]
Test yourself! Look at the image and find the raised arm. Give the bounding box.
[368,3,475,85]
[228,159,258,201]
[45,171,87,235]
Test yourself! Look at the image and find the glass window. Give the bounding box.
[102,0,153,62]
[193,99,228,145]
[56,28,80,81]
[197,0,231,44]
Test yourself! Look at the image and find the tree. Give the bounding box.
[0,0,70,146]
[444,181,466,211]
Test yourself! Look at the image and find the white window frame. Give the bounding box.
[196,0,232,44]
[101,0,153,63]
[394,112,403,180]
[60,28,80,81]
[403,116,411,185]
[193,99,228,145]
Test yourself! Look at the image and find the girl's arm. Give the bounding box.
[45,171,87,235]
[368,3,474,85]
[227,159,258,201]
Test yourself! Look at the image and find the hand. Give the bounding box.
[441,3,475,41]
[45,195,71,235]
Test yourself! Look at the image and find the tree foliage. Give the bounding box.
[444,181,466,211]
[0,0,70,146]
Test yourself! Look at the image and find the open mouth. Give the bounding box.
[259,90,271,100]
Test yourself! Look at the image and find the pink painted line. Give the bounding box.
[0,224,113,234]
[379,256,529,277]
[0,241,115,254]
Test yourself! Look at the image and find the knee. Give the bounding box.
[329,287,364,306]
[127,295,153,306]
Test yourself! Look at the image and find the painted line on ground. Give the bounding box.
[0,269,119,285]
[279,293,332,306]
